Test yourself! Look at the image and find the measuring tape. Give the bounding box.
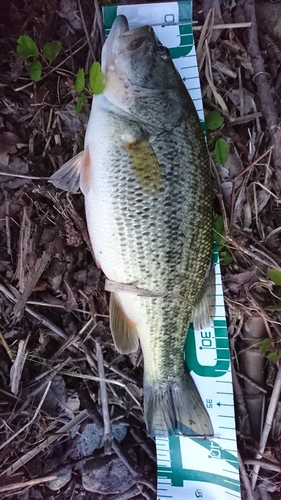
[157,246,241,499]
[103,4,241,498]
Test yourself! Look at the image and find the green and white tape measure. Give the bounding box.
[157,246,241,499]
[103,4,241,499]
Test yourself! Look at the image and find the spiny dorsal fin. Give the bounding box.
[48,148,92,195]
[191,262,216,331]
[109,293,139,354]
[122,138,162,193]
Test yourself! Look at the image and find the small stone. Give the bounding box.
[47,465,72,491]
[69,423,103,460]
[69,421,127,460]
[82,456,135,494]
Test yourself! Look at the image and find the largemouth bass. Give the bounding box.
[50,15,214,437]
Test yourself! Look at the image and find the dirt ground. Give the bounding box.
[1,0,281,499]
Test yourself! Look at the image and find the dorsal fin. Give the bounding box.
[109,292,139,354]
[49,147,92,195]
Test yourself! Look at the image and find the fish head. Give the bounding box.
[102,15,181,106]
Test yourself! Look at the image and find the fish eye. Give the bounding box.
[156,45,170,58]
[127,37,145,51]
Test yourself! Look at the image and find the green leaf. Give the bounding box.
[75,93,85,115]
[219,249,233,266]
[266,352,279,363]
[30,60,42,81]
[17,35,38,58]
[213,216,226,245]
[215,138,230,165]
[268,268,281,286]
[266,306,281,312]
[75,68,85,92]
[261,338,272,357]
[89,62,105,94]
[205,110,224,130]
[43,40,62,62]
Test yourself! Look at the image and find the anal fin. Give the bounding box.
[109,293,139,354]
[48,147,92,195]
[191,262,216,331]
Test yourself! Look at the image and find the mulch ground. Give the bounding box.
[1,1,281,499]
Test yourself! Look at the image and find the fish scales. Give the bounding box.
[86,98,211,290]
[49,15,214,437]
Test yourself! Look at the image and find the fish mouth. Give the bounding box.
[107,14,129,40]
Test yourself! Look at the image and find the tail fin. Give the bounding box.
[144,371,213,437]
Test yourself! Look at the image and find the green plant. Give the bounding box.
[261,338,281,363]
[268,268,281,286]
[260,270,281,362]
[213,215,232,265]
[17,35,62,81]
[205,110,229,165]
[17,35,105,113]
[75,62,105,114]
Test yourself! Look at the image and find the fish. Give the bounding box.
[49,15,215,437]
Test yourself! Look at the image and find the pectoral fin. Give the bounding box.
[49,148,92,195]
[109,293,139,354]
[191,263,216,331]
[123,138,162,193]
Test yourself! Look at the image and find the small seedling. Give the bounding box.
[17,35,38,58]
[213,215,232,265]
[205,110,229,165]
[75,68,85,93]
[261,338,281,364]
[17,35,61,81]
[268,268,281,286]
[89,62,104,94]
[43,41,62,62]
[75,63,105,114]
[30,60,42,81]
[205,110,224,130]
[215,137,229,165]
[16,35,105,113]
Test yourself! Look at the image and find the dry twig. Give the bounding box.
[251,366,281,489]
[238,0,281,188]
[0,380,51,452]
[238,451,256,500]
[1,409,89,477]
[95,340,113,454]
[0,475,58,493]
[10,336,29,395]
